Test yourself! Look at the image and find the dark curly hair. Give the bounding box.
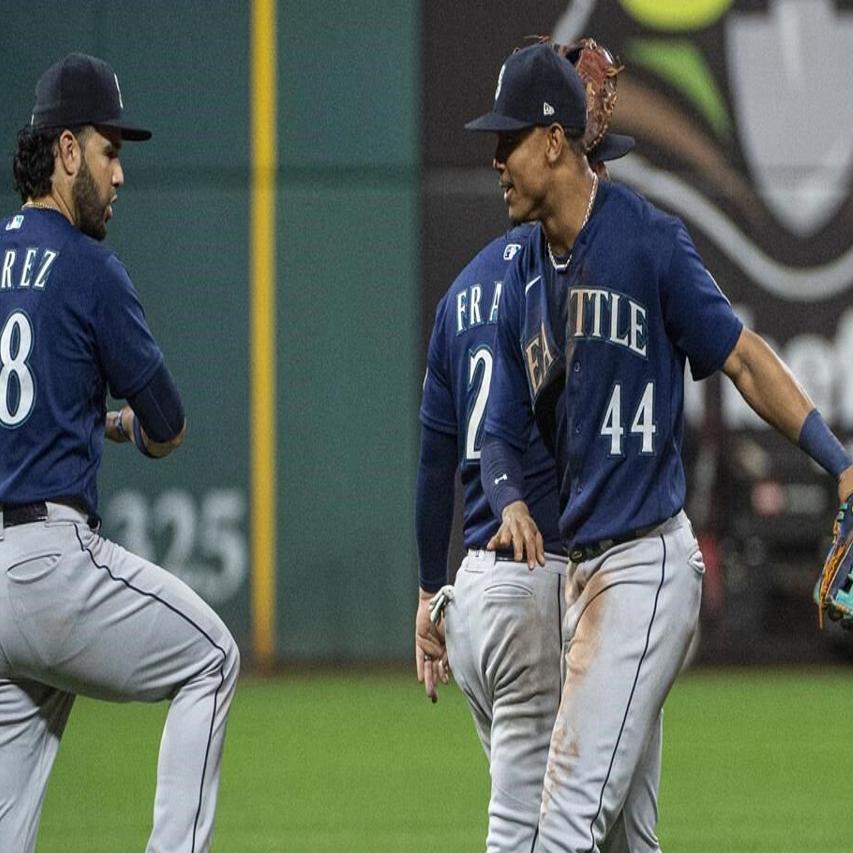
[13,124,88,202]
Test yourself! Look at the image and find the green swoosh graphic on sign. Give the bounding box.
[619,0,734,31]
[628,38,732,140]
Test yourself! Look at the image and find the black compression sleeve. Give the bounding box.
[415,425,457,593]
[481,432,525,517]
[127,362,185,442]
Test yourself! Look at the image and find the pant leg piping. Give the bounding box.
[531,574,565,851]
[584,534,667,853]
[73,523,227,853]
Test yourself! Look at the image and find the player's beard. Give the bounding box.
[73,158,109,241]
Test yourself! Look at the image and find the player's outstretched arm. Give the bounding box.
[722,328,853,501]
[721,328,813,442]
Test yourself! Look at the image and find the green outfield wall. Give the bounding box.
[279,1,420,659]
[0,1,421,662]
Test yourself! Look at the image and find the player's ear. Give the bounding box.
[544,124,565,164]
[55,128,83,177]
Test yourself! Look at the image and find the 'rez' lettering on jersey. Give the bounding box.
[0,247,60,290]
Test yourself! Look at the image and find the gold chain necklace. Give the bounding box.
[21,201,56,212]
[547,172,599,273]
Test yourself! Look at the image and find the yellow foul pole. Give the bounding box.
[250,0,277,668]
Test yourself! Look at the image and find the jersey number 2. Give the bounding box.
[465,346,493,462]
[0,311,35,427]
[600,381,656,456]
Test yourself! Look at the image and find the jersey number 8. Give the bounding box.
[0,311,35,428]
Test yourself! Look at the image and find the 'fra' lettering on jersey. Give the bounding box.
[456,282,502,334]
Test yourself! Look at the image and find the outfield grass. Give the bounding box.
[35,668,851,851]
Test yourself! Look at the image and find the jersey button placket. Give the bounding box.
[571,362,582,438]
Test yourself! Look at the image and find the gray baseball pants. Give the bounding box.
[0,502,240,852]
[445,549,566,852]
[535,511,703,853]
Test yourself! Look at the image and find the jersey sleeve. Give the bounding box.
[660,223,743,381]
[419,297,457,436]
[483,262,533,451]
[93,254,164,399]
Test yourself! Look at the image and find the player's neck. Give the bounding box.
[542,170,598,256]
[23,191,74,226]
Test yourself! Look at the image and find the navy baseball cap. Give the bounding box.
[30,53,151,141]
[465,43,587,134]
[588,133,635,162]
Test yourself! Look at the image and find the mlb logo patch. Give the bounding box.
[5,215,23,231]
[504,243,521,261]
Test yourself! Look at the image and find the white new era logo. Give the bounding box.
[543,102,555,117]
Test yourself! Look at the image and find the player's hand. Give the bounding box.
[415,589,449,704]
[104,407,132,443]
[838,465,853,505]
[486,500,546,569]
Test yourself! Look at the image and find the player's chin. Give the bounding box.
[96,206,111,239]
[506,199,532,225]
[81,218,108,242]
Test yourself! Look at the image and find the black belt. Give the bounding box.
[466,548,519,562]
[493,549,518,562]
[1,498,97,529]
[485,549,568,562]
[1,501,48,527]
[569,521,661,564]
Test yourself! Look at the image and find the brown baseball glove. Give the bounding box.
[558,38,624,153]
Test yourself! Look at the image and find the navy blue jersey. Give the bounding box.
[420,223,563,552]
[0,208,164,513]
[486,182,743,548]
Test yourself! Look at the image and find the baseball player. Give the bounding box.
[0,54,239,852]
[463,43,853,852]
[415,119,635,847]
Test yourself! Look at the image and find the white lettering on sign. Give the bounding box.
[104,487,248,605]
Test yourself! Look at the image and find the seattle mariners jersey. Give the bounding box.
[0,208,163,514]
[420,223,562,553]
[486,182,743,548]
